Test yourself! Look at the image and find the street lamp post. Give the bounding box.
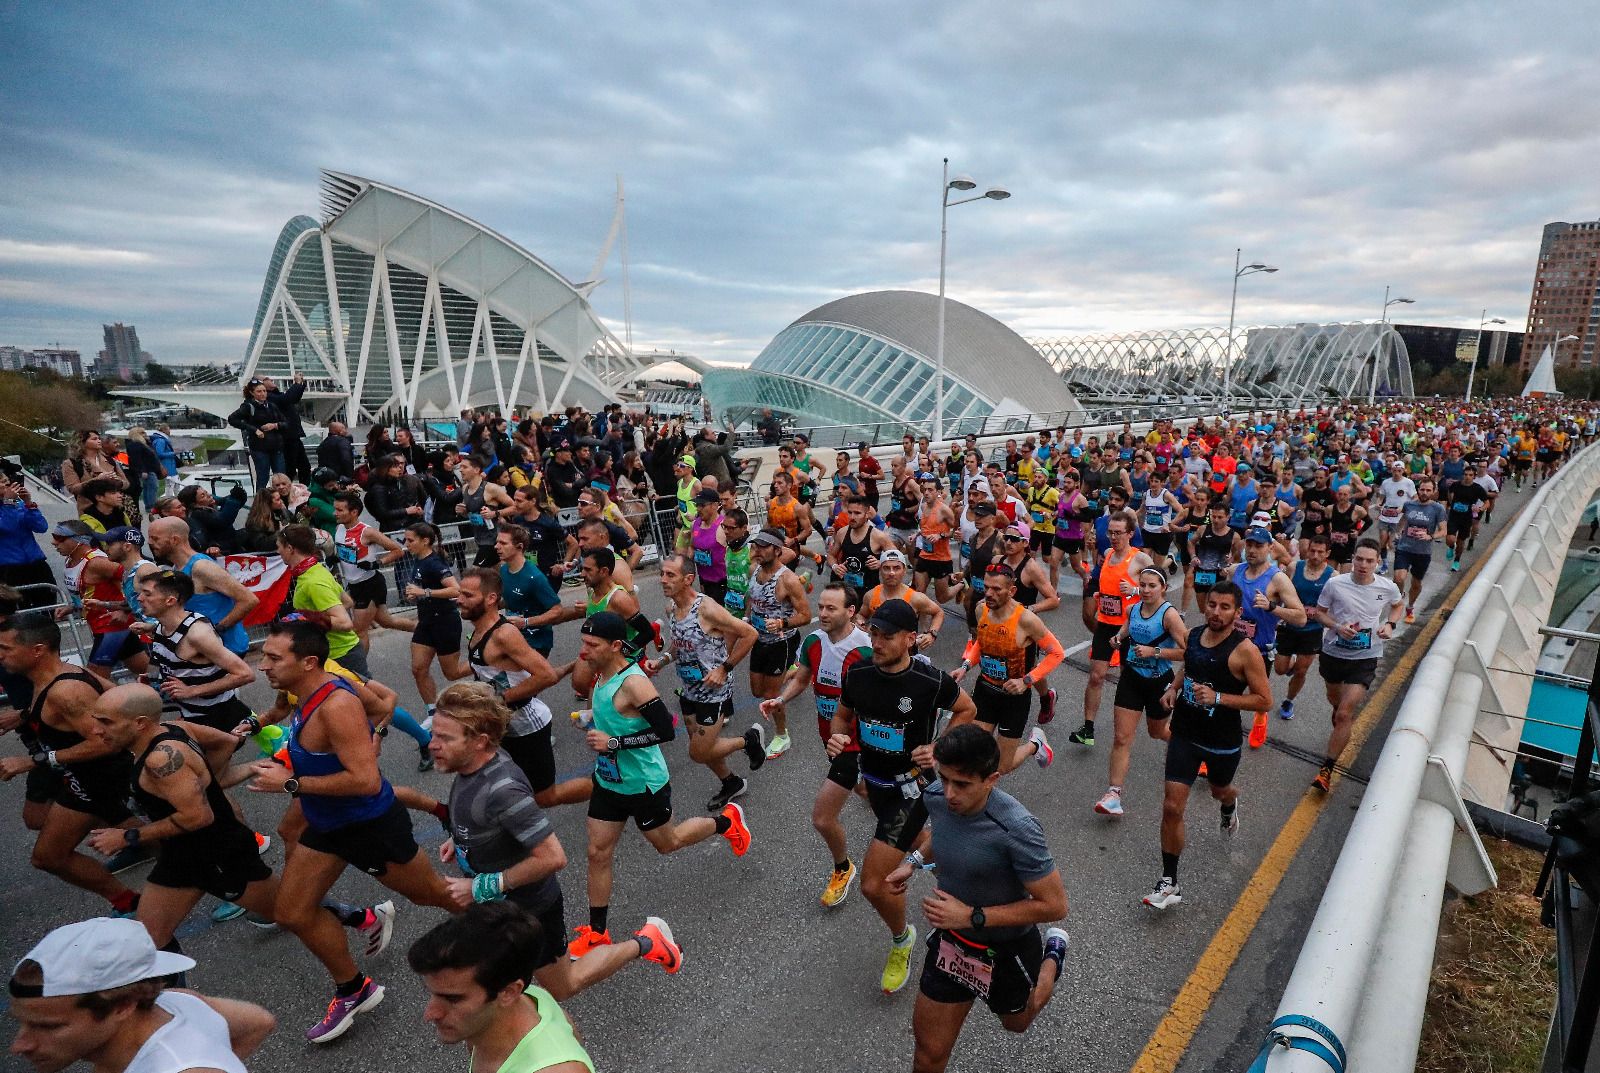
[1369,285,1415,405]
[1222,249,1278,411]
[934,158,1009,441]
[1465,310,1507,403]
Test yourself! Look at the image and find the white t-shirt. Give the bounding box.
[126,992,247,1073]
[1318,572,1403,661]
[1377,477,1417,524]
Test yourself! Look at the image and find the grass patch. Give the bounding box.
[1418,839,1556,1073]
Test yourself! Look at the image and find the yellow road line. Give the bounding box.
[1129,540,1503,1073]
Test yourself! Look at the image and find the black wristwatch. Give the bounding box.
[283,777,301,797]
[124,827,142,846]
[606,736,621,752]
[969,906,987,929]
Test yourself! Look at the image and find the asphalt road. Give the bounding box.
[0,482,1534,1073]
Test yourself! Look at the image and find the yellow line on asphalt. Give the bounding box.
[1129,538,1504,1073]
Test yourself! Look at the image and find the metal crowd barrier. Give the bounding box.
[1254,438,1600,1071]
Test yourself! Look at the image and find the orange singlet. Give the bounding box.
[917,506,953,562]
[768,496,800,542]
[976,603,1028,685]
[1096,548,1138,626]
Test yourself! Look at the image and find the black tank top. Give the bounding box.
[837,526,880,593]
[966,531,1000,587]
[1172,629,1248,749]
[1009,553,1040,606]
[1329,503,1362,548]
[1194,525,1235,570]
[27,670,104,752]
[132,725,249,841]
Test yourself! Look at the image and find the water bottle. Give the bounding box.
[570,709,594,730]
[250,723,287,758]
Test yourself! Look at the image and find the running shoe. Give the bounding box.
[417,742,434,772]
[1405,607,1416,624]
[419,713,434,734]
[1312,763,1334,793]
[1067,721,1095,747]
[254,832,272,855]
[306,978,384,1043]
[357,901,396,957]
[1378,559,1388,575]
[821,861,857,908]
[1222,803,1239,836]
[881,925,917,994]
[1029,727,1054,769]
[743,725,767,771]
[1038,688,1057,725]
[1278,699,1295,720]
[1142,878,1182,910]
[1094,789,1124,817]
[1043,927,1070,968]
[1451,561,1460,572]
[721,802,752,857]
[635,917,682,974]
[106,843,152,874]
[1248,711,1268,749]
[567,926,613,960]
[706,776,747,813]
[211,901,246,923]
[1197,761,1209,778]
[1467,537,1476,550]
[765,731,792,760]
[1445,548,1454,564]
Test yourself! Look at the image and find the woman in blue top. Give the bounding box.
[1096,567,1189,819]
[0,470,54,607]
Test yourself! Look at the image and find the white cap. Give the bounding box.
[11,918,195,997]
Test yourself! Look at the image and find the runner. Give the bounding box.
[565,612,752,960]
[144,517,260,657]
[1325,484,1367,574]
[495,524,562,659]
[400,521,467,727]
[424,683,681,1002]
[831,495,894,596]
[1143,581,1271,910]
[1374,460,1417,572]
[745,527,813,760]
[1050,469,1092,587]
[541,547,653,703]
[331,490,412,646]
[50,520,148,683]
[1391,476,1447,624]
[1307,539,1405,792]
[861,549,944,647]
[950,565,1063,775]
[1137,475,1182,571]
[134,570,256,733]
[1274,534,1335,720]
[827,597,976,994]
[1468,462,1499,550]
[0,614,137,913]
[760,582,874,906]
[912,473,959,604]
[1071,512,1152,748]
[1442,462,1489,573]
[1095,567,1187,818]
[245,619,459,1042]
[884,723,1069,1073]
[686,489,730,604]
[1232,521,1306,749]
[1021,467,1059,564]
[646,552,766,810]
[457,453,514,568]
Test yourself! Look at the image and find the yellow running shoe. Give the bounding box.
[820,861,857,908]
[881,925,917,994]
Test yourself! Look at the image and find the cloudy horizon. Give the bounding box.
[3,2,1597,370]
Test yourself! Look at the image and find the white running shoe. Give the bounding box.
[359,901,396,957]
[1029,727,1054,769]
[1222,803,1239,836]
[1143,877,1182,910]
[1094,789,1124,817]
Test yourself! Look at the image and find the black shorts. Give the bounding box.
[825,749,861,791]
[1320,652,1378,689]
[682,696,734,728]
[25,764,61,805]
[1327,538,1356,564]
[1056,535,1084,557]
[502,723,556,794]
[587,779,673,831]
[864,779,929,851]
[917,558,954,580]
[347,573,388,609]
[919,926,1044,1016]
[1029,530,1056,556]
[701,578,729,606]
[1090,621,1122,663]
[1393,549,1432,580]
[53,758,134,821]
[1164,734,1242,788]
[147,827,272,901]
[1277,628,1322,658]
[512,895,567,975]
[1537,449,1555,464]
[750,634,800,677]
[178,695,254,735]
[299,800,419,877]
[412,615,463,655]
[973,679,1031,738]
[1446,514,1474,538]
[1113,669,1173,720]
[1143,531,1173,558]
[1513,457,1533,472]
[472,544,500,568]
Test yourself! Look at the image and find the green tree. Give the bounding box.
[0,370,104,467]
[142,362,179,385]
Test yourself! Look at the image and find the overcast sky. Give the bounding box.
[3,2,1597,369]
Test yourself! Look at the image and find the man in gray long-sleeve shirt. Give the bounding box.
[693,425,740,489]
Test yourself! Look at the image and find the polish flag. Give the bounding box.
[223,554,292,625]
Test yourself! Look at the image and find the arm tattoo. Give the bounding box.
[150,744,186,778]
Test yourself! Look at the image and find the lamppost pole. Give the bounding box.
[1467,309,1506,403]
[1222,252,1277,412]
[934,158,950,443]
[1370,286,1414,405]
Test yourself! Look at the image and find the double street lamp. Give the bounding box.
[934,158,1009,441]
[1465,310,1507,402]
[1222,250,1278,409]
[1369,286,1415,404]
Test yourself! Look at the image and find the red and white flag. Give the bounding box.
[223,554,291,625]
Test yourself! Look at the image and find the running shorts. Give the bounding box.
[701,578,729,607]
[919,925,1044,1016]
[1393,549,1433,581]
[502,724,556,794]
[681,696,735,728]
[177,695,253,735]
[1113,668,1173,720]
[917,558,954,581]
[1090,621,1122,663]
[147,828,271,901]
[865,779,929,851]
[587,779,673,832]
[825,750,860,791]
[973,679,1031,738]
[1029,529,1056,556]
[299,800,420,877]
[1276,628,1322,658]
[1163,734,1242,788]
[90,630,145,667]
[750,634,800,676]
[347,573,388,610]
[1319,653,1378,689]
[53,758,134,821]
[411,616,463,655]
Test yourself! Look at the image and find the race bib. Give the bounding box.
[1335,627,1374,651]
[970,576,986,594]
[724,590,746,612]
[1145,510,1164,529]
[1194,569,1217,587]
[1380,507,1401,523]
[1331,531,1350,544]
[1031,510,1046,524]
[336,543,357,564]
[917,535,933,552]
[844,571,864,589]
[693,548,713,567]
[859,721,906,752]
[1404,525,1430,541]
[1098,593,1124,619]
[678,663,705,683]
[816,695,838,718]
[595,753,622,784]
[1180,677,1211,710]
[1235,617,1257,639]
[1451,502,1470,513]
[980,654,1008,681]
[751,613,767,633]
[934,937,994,999]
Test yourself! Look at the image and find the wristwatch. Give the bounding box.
[283,777,301,797]
[970,906,987,929]
[124,828,142,846]
[606,736,621,752]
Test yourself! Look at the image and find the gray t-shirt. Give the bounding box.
[449,750,560,912]
[1396,500,1446,555]
[1317,572,1403,661]
[924,782,1056,944]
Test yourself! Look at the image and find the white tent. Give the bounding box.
[1522,343,1563,397]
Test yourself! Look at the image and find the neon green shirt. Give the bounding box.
[292,562,360,659]
[472,985,594,1073]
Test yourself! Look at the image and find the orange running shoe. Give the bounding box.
[634,917,682,974]
[721,802,752,857]
[1248,712,1268,749]
[1404,607,1416,625]
[567,926,612,960]
[1197,761,1209,778]
[1312,764,1334,793]
[254,832,271,855]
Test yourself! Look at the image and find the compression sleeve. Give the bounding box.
[624,611,655,659]
[1026,632,1065,683]
[962,638,981,666]
[617,696,676,749]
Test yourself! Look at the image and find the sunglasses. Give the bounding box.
[1001,533,1026,542]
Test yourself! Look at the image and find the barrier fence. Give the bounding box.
[1253,438,1600,1071]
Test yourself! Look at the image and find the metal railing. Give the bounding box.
[1254,438,1600,1072]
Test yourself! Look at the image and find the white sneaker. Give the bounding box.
[1029,727,1054,769]
[1222,803,1239,836]
[1143,877,1182,910]
[1094,789,1124,817]
[765,732,792,760]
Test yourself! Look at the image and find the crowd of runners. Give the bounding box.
[1,397,1594,1072]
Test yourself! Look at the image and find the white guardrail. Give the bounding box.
[1255,439,1600,1072]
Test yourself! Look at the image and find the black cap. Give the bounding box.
[581,611,629,643]
[312,467,339,484]
[694,488,720,505]
[868,598,918,635]
[970,501,998,517]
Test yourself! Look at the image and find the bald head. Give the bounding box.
[147,516,194,560]
[90,683,166,751]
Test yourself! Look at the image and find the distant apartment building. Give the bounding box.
[95,322,151,382]
[1522,218,1600,372]
[0,345,84,377]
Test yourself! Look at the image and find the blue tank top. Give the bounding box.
[1232,562,1280,651]
[287,677,395,831]
[181,553,248,655]
[1229,481,1257,528]
[1290,560,1333,634]
[1125,600,1174,678]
